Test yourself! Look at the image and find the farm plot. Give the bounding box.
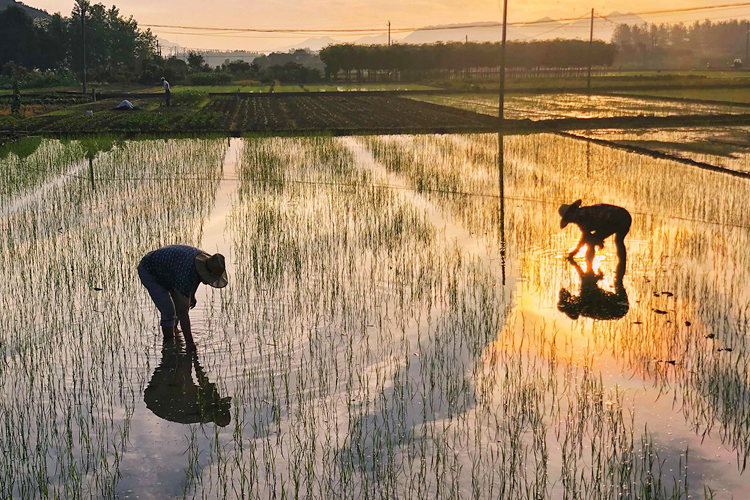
[408,92,746,120]
[203,94,499,132]
[3,133,750,498]
[572,126,750,173]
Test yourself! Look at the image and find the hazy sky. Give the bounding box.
[27,0,750,52]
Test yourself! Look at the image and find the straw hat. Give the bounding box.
[558,199,582,228]
[195,252,228,288]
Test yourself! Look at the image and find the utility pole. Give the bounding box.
[466,35,468,44]
[498,132,506,286]
[745,20,749,67]
[498,0,508,122]
[81,2,87,95]
[388,21,391,46]
[587,8,594,93]
[651,30,655,69]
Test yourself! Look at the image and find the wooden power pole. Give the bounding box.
[388,21,391,46]
[81,3,87,94]
[498,0,508,121]
[587,8,594,93]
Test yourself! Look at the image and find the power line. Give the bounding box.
[141,2,750,36]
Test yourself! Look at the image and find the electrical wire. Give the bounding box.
[37,166,750,231]
[141,2,750,36]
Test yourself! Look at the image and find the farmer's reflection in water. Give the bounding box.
[557,200,631,321]
[558,254,629,320]
[144,336,231,426]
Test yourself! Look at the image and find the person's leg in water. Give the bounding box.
[583,230,609,271]
[614,213,632,272]
[170,290,196,350]
[138,264,177,337]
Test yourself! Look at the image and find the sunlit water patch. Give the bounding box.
[576,126,750,173]
[407,93,745,120]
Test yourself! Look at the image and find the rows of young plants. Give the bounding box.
[203,94,499,132]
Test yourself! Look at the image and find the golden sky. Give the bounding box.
[28,0,750,52]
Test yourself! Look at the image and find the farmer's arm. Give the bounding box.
[172,291,196,349]
[569,229,604,258]
[569,231,592,257]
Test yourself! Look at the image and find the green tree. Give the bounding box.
[187,52,207,72]
[0,6,39,68]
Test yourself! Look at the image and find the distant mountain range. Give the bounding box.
[0,0,48,19]
[276,12,648,52]
[158,38,262,66]
[3,0,647,55]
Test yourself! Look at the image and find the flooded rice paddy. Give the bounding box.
[576,127,750,174]
[409,93,745,120]
[2,132,750,498]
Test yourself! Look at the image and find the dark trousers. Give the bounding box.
[165,90,171,107]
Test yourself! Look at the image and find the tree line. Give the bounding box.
[319,40,617,79]
[0,0,165,86]
[613,20,750,68]
[0,1,329,88]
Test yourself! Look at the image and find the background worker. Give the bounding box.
[138,245,228,350]
[161,76,171,107]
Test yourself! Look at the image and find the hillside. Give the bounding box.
[272,13,647,52]
[0,0,49,19]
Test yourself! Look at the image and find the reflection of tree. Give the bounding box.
[79,136,115,161]
[558,255,628,321]
[144,337,231,427]
[0,136,42,161]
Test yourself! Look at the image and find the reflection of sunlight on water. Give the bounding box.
[568,244,618,289]
[570,244,606,274]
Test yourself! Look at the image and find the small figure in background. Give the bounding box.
[161,76,171,107]
[138,245,228,350]
[559,199,631,266]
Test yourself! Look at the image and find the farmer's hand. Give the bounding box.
[190,295,197,309]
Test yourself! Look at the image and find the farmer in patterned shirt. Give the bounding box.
[138,245,228,350]
[558,199,631,264]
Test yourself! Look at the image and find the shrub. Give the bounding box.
[189,72,231,86]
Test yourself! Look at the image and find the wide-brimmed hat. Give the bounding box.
[195,252,228,288]
[558,199,582,228]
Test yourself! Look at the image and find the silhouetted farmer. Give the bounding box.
[138,245,228,350]
[161,77,171,107]
[559,199,631,264]
[145,336,231,426]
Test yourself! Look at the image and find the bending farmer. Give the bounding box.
[138,245,228,349]
[559,199,631,264]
